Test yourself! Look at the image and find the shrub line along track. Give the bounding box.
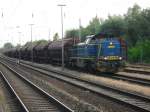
[1,56,150,112]
[0,61,73,112]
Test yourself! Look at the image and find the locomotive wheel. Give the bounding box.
[85,62,95,73]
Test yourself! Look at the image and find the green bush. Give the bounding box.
[128,40,150,63]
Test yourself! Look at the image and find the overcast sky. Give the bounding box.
[0,0,150,47]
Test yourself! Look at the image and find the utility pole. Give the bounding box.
[48,28,51,41]
[79,18,81,42]
[57,4,66,70]
[29,24,34,63]
[18,32,21,63]
[1,8,3,18]
[16,26,21,63]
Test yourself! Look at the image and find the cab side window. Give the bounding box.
[89,38,96,44]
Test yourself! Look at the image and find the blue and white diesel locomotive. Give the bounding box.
[70,33,127,72]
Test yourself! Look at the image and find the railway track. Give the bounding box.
[102,73,150,86]
[124,67,150,75]
[124,63,150,75]
[0,71,27,112]
[0,61,73,112]
[126,64,150,69]
[1,55,150,87]
[1,56,150,112]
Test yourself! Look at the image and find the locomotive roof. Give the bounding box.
[85,33,106,39]
[86,32,121,40]
[86,35,95,38]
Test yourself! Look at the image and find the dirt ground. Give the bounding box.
[35,62,150,97]
[36,62,150,97]
[80,74,150,97]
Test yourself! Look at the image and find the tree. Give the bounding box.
[128,40,150,63]
[16,44,21,48]
[53,33,59,41]
[35,40,48,44]
[86,16,101,34]
[65,29,79,38]
[139,9,150,39]
[64,16,102,42]
[3,42,13,49]
[81,16,102,40]
[125,4,142,46]
[100,15,126,37]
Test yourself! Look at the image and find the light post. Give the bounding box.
[48,28,51,42]
[78,18,81,42]
[1,8,3,18]
[58,4,66,70]
[16,26,21,63]
[29,24,34,63]
[18,32,21,63]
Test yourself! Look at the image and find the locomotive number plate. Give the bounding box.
[107,56,118,60]
[108,45,115,48]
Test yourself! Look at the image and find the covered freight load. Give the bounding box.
[48,38,78,64]
[34,41,51,63]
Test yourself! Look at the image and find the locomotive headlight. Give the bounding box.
[119,57,122,60]
[110,42,113,45]
[104,57,108,60]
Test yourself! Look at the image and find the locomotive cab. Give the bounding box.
[97,38,126,72]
